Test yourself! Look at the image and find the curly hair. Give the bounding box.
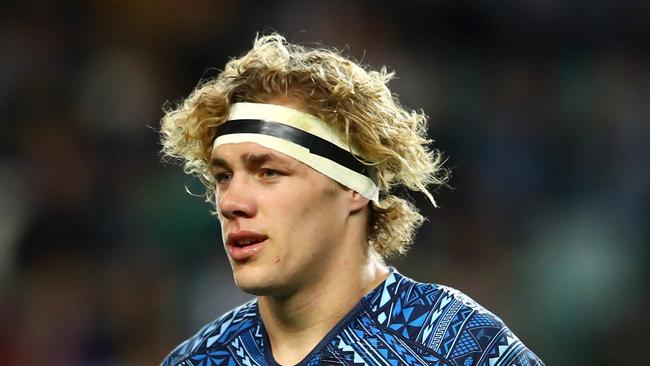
[160,34,448,258]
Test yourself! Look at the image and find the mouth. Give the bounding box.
[227,231,267,247]
[233,237,265,247]
[226,231,268,261]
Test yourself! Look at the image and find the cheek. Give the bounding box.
[264,183,342,248]
[274,201,318,249]
[296,200,312,217]
[290,194,341,242]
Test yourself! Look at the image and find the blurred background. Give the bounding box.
[0,0,648,365]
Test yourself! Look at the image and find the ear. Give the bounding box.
[348,190,370,213]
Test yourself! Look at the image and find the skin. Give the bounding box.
[210,101,389,365]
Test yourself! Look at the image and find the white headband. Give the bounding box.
[213,102,379,202]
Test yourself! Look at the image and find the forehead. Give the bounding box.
[211,142,301,167]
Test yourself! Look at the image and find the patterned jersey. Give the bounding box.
[162,269,544,366]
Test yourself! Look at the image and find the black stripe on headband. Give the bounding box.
[214,119,370,177]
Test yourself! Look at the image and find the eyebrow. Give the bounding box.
[209,152,292,171]
[209,158,230,171]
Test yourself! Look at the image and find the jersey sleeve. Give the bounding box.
[438,287,544,366]
[160,300,258,366]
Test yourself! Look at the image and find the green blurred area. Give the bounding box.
[0,1,647,365]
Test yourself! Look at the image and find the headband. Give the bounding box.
[213,102,379,202]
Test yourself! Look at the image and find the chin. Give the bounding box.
[235,284,267,296]
[234,280,285,297]
[232,269,273,296]
[233,272,291,297]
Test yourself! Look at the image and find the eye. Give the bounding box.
[260,169,280,179]
[214,172,232,184]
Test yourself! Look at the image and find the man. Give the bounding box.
[160,34,544,366]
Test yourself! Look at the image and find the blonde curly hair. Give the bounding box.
[160,34,448,258]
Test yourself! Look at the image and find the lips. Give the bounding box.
[226,231,268,261]
[227,231,267,247]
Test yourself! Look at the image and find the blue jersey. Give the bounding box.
[162,269,544,366]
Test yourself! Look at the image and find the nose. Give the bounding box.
[217,174,257,221]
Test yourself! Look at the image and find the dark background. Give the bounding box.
[0,1,648,365]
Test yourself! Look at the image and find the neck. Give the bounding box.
[258,254,389,365]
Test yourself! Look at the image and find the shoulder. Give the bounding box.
[160,299,259,366]
[366,271,544,366]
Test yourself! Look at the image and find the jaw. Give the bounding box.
[229,254,290,296]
